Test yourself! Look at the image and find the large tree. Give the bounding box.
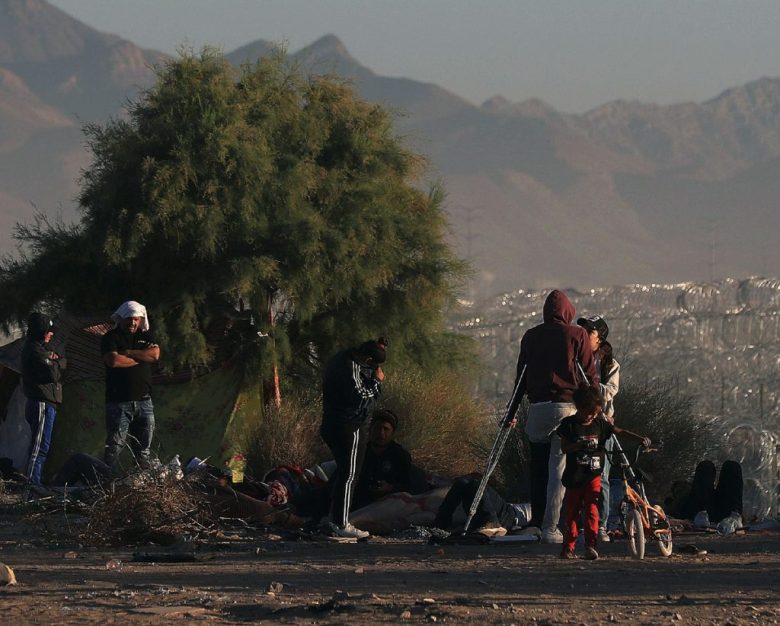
[0,49,468,381]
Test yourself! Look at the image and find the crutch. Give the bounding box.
[462,366,526,534]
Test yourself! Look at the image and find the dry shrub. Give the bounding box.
[380,370,490,477]
[612,380,721,503]
[82,472,213,546]
[241,390,327,478]
[241,370,489,480]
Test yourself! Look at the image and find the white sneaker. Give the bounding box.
[598,528,611,543]
[332,523,370,539]
[541,527,563,544]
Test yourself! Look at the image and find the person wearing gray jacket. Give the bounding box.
[577,315,620,542]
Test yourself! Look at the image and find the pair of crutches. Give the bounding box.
[462,366,525,534]
[462,359,594,534]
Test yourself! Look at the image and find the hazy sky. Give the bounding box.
[50,0,780,113]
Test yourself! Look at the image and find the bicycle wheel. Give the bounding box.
[650,507,672,556]
[626,508,645,560]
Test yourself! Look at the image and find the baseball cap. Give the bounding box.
[577,315,609,342]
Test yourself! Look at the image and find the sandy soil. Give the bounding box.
[1,495,779,625]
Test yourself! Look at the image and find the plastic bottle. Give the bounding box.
[716,511,742,536]
[227,453,246,484]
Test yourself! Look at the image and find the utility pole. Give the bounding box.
[706,217,718,282]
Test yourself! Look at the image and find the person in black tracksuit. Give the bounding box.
[320,337,387,538]
[21,313,67,485]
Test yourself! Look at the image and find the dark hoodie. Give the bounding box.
[507,290,597,415]
[21,314,67,404]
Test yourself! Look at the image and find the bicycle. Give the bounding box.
[609,435,673,559]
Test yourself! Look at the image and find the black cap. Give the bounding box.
[356,338,387,365]
[372,408,398,431]
[27,312,55,340]
[577,315,609,342]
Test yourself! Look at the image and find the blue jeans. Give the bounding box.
[525,401,577,531]
[25,400,56,484]
[104,398,155,468]
[598,437,613,529]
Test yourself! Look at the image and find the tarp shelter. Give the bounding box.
[0,316,263,479]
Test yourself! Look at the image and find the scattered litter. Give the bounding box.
[132,552,197,563]
[400,610,412,620]
[62,551,78,559]
[679,544,707,556]
[354,567,364,574]
[105,559,123,571]
[267,581,284,593]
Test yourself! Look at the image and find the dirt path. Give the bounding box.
[1,512,779,625]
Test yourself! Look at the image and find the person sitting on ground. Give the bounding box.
[675,459,743,528]
[557,387,650,560]
[352,409,413,510]
[432,475,532,538]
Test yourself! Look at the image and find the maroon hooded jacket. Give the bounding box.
[506,290,598,418]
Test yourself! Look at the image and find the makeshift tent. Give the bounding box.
[0,315,263,480]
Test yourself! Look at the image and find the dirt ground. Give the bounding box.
[1,495,779,625]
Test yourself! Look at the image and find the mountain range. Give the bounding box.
[2,0,779,293]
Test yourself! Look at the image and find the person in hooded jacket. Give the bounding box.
[505,290,598,543]
[21,312,67,485]
[320,337,387,539]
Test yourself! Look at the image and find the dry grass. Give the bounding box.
[240,370,490,480]
[380,370,491,478]
[240,390,328,478]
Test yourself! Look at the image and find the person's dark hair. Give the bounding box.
[26,312,54,340]
[573,386,603,413]
[372,408,398,431]
[355,337,387,365]
[599,340,614,382]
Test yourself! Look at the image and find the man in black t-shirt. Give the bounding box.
[353,409,412,510]
[101,301,160,469]
[556,387,649,560]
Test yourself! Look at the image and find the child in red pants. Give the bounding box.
[556,387,649,560]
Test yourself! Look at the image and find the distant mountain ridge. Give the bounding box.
[1,0,779,292]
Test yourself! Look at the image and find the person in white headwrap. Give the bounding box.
[100,300,160,468]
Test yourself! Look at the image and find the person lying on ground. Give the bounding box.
[184,461,310,529]
[51,453,111,488]
[557,386,650,560]
[352,409,413,510]
[432,475,532,538]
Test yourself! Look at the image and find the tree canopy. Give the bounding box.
[0,49,469,378]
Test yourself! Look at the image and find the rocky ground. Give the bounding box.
[1,491,778,625]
